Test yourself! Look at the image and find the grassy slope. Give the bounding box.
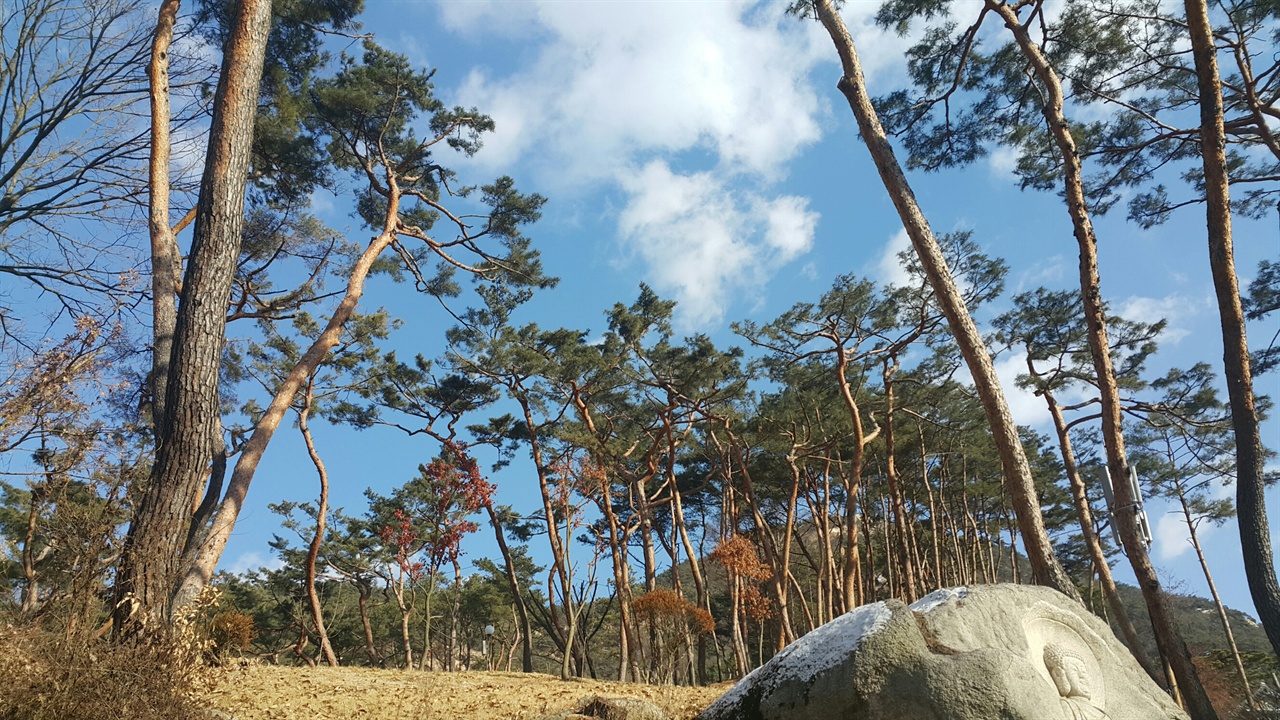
[202,665,728,720]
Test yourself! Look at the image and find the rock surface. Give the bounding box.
[698,584,1187,720]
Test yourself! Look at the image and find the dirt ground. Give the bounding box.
[201,664,730,720]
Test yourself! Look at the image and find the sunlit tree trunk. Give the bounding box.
[357,584,381,666]
[298,378,338,667]
[389,568,414,668]
[984,4,1216,714]
[1039,378,1158,683]
[147,0,180,441]
[115,0,273,634]
[1183,0,1280,665]
[882,355,917,600]
[807,0,1079,602]
[834,352,877,610]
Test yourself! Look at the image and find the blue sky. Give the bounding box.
[220,0,1279,622]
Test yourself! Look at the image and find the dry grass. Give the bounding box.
[0,623,210,720]
[201,664,730,720]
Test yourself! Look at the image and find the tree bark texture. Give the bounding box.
[987,4,1217,715]
[835,351,876,610]
[115,0,272,634]
[172,185,404,611]
[147,0,181,442]
[809,0,1079,602]
[1183,0,1280,663]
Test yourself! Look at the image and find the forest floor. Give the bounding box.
[201,664,730,720]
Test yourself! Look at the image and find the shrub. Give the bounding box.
[209,611,256,659]
[632,588,715,684]
[0,622,212,720]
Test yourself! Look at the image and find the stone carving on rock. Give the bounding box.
[697,584,1185,720]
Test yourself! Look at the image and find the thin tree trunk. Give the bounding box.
[115,0,273,634]
[808,0,1079,602]
[920,427,943,590]
[399,596,413,669]
[20,483,41,614]
[293,627,315,668]
[357,585,382,666]
[669,459,708,682]
[882,356,916,600]
[147,0,181,441]
[601,491,638,681]
[422,573,437,670]
[834,351,878,611]
[298,378,338,667]
[732,440,795,647]
[1180,491,1258,709]
[559,517,578,681]
[1183,0,1280,664]
[485,503,534,672]
[985,4,1216,715]
[1040,379,1159,683]
[449,560,462,671]
[777,445,806,646]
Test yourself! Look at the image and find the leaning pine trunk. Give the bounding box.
[806,0,1079,601]
[172,172,407,612]
[1040,380,1159,684]
[985,3,1217,715]
[1182,0,1280,665]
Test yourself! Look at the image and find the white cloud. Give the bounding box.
[1015,255,1069,291]
[617,161,817,328]
[993,349,1050,428]
[1154,512,1194,561]
[988,145,1020,179]
[224,551,284,576]
[449,1,828,184]
[1115,293,1202,345]
[761,195,819,261]
[436,1,877,328]
[874,228,913,288]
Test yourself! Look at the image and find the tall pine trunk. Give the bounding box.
[115,0,273,634]
[986,4,1217,714]
[147,0,180,441]
[807,0,1079,602]
[1183,0,1280,663]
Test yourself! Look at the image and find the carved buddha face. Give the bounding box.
[903,589,1162,720]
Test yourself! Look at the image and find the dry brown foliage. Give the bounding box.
[708,535,770,581]
[0,622,211,720]
[209,611,256,658]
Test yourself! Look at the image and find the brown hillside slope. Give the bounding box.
[202,665,727,720]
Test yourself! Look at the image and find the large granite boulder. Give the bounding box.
[698,584,1186,720]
